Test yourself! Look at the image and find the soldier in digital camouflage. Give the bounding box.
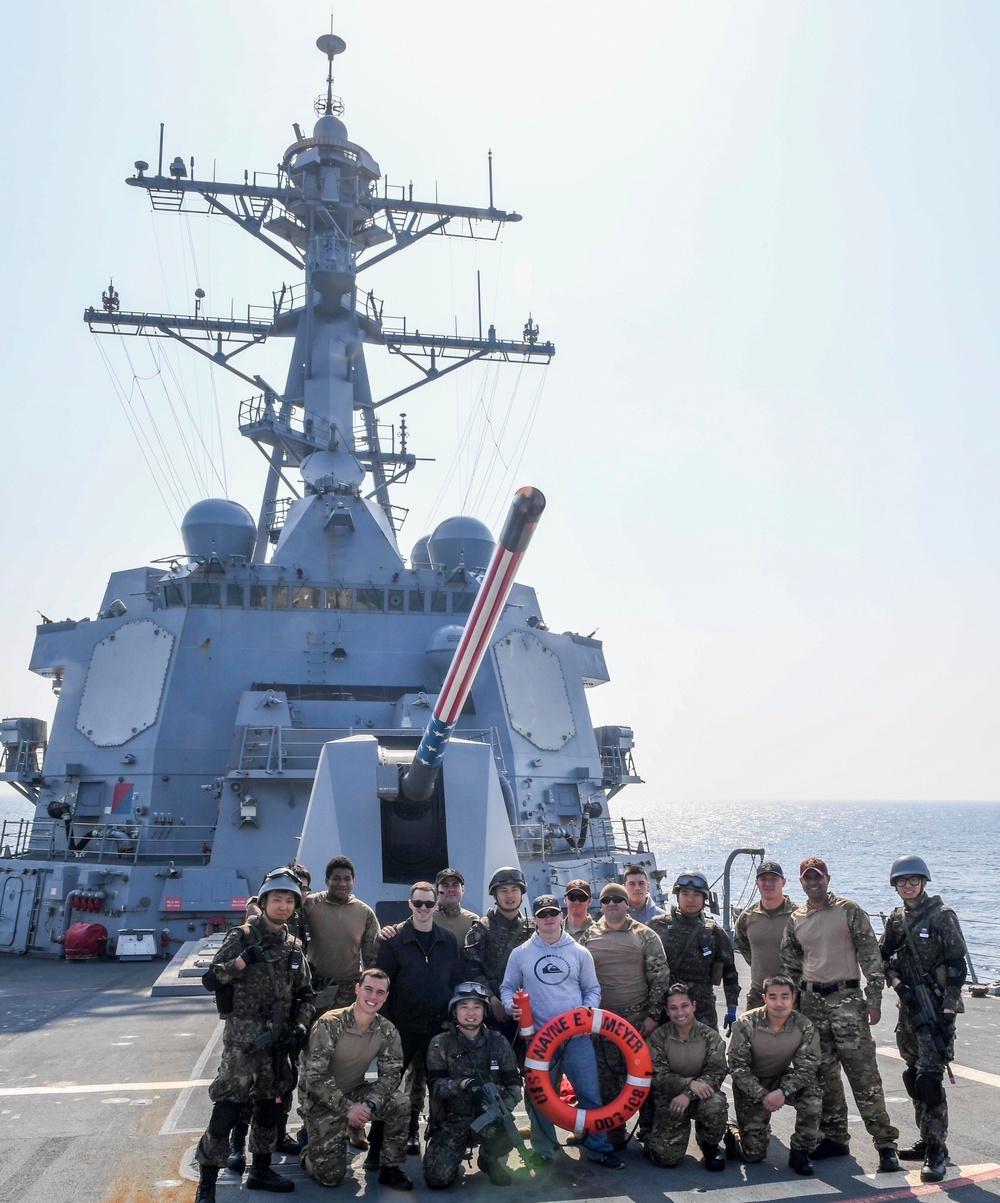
[423,982,522,1188]
[726,974,822,1175]
[193,873,313,1202]
[880,854,967,1184]
[780,856,900,1171]
[649,870,740,1031]
[298,968,413,1191]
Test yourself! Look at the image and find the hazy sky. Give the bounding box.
[2,2,997,806]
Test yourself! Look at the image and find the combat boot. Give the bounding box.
[246,1153,294,1192]
[921,1145,947,1183]
[194,1165,219,1202]
[898,1139,927,1160]
[788,1149,814,1176]
[477,1153,512,1185]
[405,1113,420,1156]
[226,1128,247,1174]
[878,1147,901,1173]
[811,1138,850,1159]
[700,1143,726,1171]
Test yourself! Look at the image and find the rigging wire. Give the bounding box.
[91,337,184,526]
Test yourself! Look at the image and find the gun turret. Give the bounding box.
[397,486,546,811]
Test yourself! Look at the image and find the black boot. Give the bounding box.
[227,1124,248,1174]
[789,1149,814,1176]
[195,1165,219,1203]
[246,1153,294,1192]
[898,1139,927,1160]
[363,1120,385,1170]
[406,1113,420,1156]
[700,1143,726,1171]
[921,1145,947,1183]
[274,1124,301,1156]
[878,1147,901,1173]
[811,1138,850,1159]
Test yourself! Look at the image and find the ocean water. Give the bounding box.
[3,792,998,979]
[623,797,1000,981]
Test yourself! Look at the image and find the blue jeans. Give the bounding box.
[527,1034,614,1160]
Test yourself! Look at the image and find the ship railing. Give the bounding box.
[233,725,507,776]
[511,814,653,861]
[0,818,217,865]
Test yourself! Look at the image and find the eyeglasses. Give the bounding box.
[895,875,925,887]
[565,892,589,902]
[601,897,627,905]
[410,899,436,909]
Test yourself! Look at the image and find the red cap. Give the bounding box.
[799,857,829,877]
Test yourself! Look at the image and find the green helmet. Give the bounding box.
[448,981,491,1016]
[673,870,710,899]
[258,871,303,903]
[488,866,526,896]
[889,854,931,886]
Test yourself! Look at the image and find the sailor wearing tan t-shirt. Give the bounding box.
[303,855,380,1011]
[298,969,412,1190]
[645,983,728,1170]
[733,860,797,1009]
[779,856,899,1171]
[726,974,821,1175]
[581,883,670,1146]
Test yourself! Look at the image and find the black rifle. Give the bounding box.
[891,932,956,1085]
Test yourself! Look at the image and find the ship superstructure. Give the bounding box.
[0,35,651,957]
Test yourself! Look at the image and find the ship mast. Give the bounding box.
[84,34,554,559]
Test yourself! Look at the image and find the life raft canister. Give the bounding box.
[523,1007,652,1136]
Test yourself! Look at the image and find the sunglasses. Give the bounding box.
[601,897,627,905]
[565,892,590,902]
[410,899,436,909]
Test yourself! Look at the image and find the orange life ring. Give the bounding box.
[523,1007,652,1136]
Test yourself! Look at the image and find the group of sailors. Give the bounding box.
[191,851,966,1199]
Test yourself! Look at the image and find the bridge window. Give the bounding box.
[293,586,321,608]
[324,587,352,609]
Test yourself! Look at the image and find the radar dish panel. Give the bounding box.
[76,621,175,747]
[493,629,575,751]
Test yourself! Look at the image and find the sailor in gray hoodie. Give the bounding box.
[500,895,624,1170]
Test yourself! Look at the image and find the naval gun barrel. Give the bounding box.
[400,486,546,804]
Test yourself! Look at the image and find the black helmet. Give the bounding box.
[488,866,526,896]
[672,870,710,899]
[448,981,491,1016]
[258,871,303,903]
[889,854,931,886]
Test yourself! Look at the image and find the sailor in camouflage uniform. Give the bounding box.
[462,866,533,1044]
[726,975,821,1175]
[581,882,670,1145]
[193,873,314,1202]
[780,856,900,1171]
[298,968,413,1191]
[650,871,740,1031]
[880,854,967,1183]
[646,984,728,1170]
[733,860,797,1010]
[424,982,522,1188]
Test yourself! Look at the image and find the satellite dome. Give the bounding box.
[427,516,495,573]
[426,625,465,679]
[410,535,432,569]
[181,499,256,561]
[313,112,348,144]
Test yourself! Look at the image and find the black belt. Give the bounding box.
[800,978,860,995]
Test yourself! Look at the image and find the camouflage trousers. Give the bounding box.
[647,1090,728,1167]
[424,1118,508,1188]
[300,1086,409,1186]
[732,1077,822,1160]
[196,1039,295,1166]
[593,1005,648,1148]
[896,1004,952,1149]
[799,989,898,1149]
